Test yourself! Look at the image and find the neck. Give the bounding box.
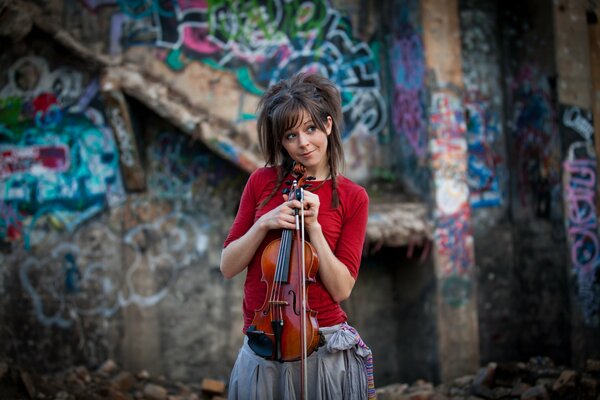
[306,170,330,181]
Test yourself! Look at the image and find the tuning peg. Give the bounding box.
[307,176,316,181]
[282,188,291,194]
[303,184,313,189]
[285,180,292,185]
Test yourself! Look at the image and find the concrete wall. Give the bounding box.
[500,0,573,365]
[0,29,247,382]
[1,0,599,389]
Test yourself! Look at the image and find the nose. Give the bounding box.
[298,132,309,147]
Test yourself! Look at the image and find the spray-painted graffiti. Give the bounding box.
[19,211,210,328]
[114,0,386,138]
[562,105,600,326]
[0,200,23,241]
[511,65,560,218]
[0,56,125,248]
[147,132,245,208]
[459,6,504,209]
[386,0,429,197]
[429,91,474,306]
[465,101,502,208]
[390,28,426,158]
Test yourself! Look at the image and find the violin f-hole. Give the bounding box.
[288,289,301,316]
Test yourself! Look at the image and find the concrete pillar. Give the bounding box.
[554,0,592,110]
[554,0,600,367]
[590,3,600,208]
[421,0,480,382]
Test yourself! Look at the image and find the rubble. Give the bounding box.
[1,356,599,400]
[0,358,224,400]
[377,357,600,400]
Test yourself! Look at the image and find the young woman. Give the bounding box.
[220,72,374,400]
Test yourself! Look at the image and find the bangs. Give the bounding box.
[270,98,326,139]
[270,99,304,139]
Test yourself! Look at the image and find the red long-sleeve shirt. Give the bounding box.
[224,167,369,332]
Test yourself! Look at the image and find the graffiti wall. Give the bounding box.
[510,64,562,219]
[460,0,505,211]
[387,0,430,197]
[3,0,598,387]
[429,91,475,308]
[0,0,408,385]
[1,82,247,380]
[500,1,571,365]
[112,0,386,140]
[560,105,600,327]
[459,0,518,364]
[0,27,248,380]
[0,55,126,250]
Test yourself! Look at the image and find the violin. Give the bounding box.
[246,163,320,395]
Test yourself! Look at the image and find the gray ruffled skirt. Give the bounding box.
[227,323,375,400]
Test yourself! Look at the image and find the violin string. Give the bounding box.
[271,229,286,323]
[274,231,288,322]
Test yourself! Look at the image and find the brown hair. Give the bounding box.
[256,72,345,208]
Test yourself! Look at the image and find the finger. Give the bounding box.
[288,199,303,209]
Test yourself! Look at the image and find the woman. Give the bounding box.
[220,72,374,400]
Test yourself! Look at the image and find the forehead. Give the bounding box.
[289,110,312,130]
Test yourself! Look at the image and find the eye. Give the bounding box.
[307,125,317,133]
[285,132,297,140]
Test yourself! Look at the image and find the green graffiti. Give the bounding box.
[208,0,328,45]
[441,275,471,308]
[236,67,264,96]
[369,40,381,73]
[0,97,24,128]
[165,48,186,71]
[117,0,174,19]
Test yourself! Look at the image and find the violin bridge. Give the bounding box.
[269,300,289,306]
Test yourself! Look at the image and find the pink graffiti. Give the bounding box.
[32,92,59,114]
[176,0,219,55]
[31,93,63,128]
[0,200,23,241]
[179,0,207,8]
[569,227,600,274]
[183,27,220,54]
[391,34,424,90]
[390,32,426,158]
[564,159,596,189]
[393,88,426,157]
[430,94,466,140]
[1,145,70,178]
[435,209,472,275]
[564,158,600,274]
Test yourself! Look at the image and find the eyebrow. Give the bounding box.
[287,118,313,133]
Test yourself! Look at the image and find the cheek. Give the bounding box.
[320,135,329,149]
[281,142,293,154]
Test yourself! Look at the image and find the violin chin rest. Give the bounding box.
[247,325,273,358]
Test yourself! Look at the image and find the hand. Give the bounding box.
[298,190,320,229]
[257,195,301,231]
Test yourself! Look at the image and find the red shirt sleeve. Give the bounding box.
[334,185,369,279]
[223,171,258,248]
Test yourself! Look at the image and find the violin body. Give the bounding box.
[247,237,320,361]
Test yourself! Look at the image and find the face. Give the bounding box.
[282,110,332,179]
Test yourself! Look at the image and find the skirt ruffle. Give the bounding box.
[227,323,375,400]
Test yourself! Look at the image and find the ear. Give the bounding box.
[325,116,333,135]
